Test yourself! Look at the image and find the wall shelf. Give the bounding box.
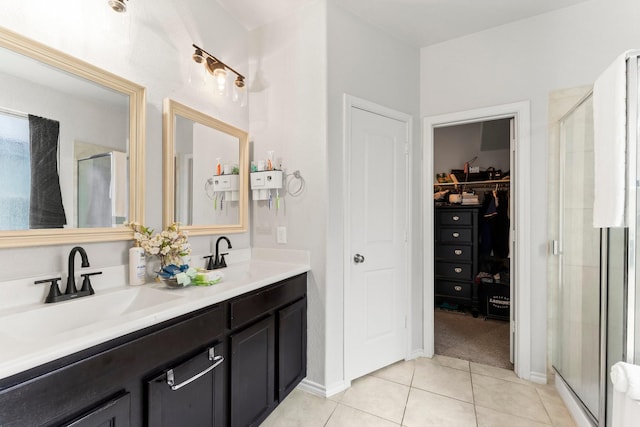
[434,178,511,188]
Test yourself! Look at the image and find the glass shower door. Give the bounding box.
[554,93,601,421]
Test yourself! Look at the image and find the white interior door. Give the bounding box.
[346,105,408,381]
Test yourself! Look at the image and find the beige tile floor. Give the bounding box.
[261,355,577,427]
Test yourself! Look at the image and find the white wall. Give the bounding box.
[327,1,420,390]
[0,0,250,278]
[434,122,510,176]
[248,1,328,386]
[420,0,640,377]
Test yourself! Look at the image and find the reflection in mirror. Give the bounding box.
[163,99,248,235]
[0,26,145,247]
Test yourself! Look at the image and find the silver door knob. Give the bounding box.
[353,254,365,263]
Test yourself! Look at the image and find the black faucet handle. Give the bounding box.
[219,253,228,268]
[203,255,215,270]
[80,272,102,295]
[35,277,62,304]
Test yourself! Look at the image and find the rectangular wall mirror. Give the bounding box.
[163,99,248,235]
[0,26,145,248]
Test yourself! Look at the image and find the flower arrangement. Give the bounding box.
[126,222,191,267]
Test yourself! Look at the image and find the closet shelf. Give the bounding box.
[433,178,511,188]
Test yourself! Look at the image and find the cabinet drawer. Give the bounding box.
[147,342,226,427]
[435,262,472,280]
[438,210,472,226]
[438,228,472,243]
[435,245,472,261]
[230,274,306,330]
[436,280,472,300]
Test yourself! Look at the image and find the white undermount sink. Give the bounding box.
[0,286,184,341]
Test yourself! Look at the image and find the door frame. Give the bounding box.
[343,94,413,382]
[423,101,532,380]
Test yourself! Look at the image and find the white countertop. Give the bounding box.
[0,248,310,381]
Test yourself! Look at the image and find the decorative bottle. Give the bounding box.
[129,244,146,286]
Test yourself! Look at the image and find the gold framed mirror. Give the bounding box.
[162,99,248,235]
[0,26,145,248]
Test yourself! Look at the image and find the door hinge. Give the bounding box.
[405,315,408,329]
[404,142,409,155]
[511,320,516,333]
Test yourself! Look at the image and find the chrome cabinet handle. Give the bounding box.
[454,249,463,255]
[454,286,462,292]
[454,267,462,273]
[167,347,224,391]
[452,215,460,221]
[353,254,365,263]
[452,232,460,238]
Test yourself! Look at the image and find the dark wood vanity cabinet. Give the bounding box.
[147,341,227,427]
[65,393,132,427]
[229,273,307,427]
[0,272,307,427]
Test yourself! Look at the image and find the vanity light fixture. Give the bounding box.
[192,44,246,105]
[108,0,128,13]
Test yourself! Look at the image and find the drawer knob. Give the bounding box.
[452,215,460,221]
[454,286,462,292]
[454,267,462,273]
[454,249,463,255]
[452,232,460,238]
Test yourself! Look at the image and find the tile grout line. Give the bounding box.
[470,369,480,427]
[534,386,557,426]
[322,399,341,427]
[400,365,417,426]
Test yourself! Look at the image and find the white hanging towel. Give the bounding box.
[110,150,128,218]
[610,362,640,426]
[593,52,630,228]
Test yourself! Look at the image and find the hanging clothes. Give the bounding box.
[479,190,509,259]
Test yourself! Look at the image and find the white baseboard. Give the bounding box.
[297,379,350,398]
[555,374,596,427]
[297,379,326,397]
[408,349,424,360]
[529,371,548,384]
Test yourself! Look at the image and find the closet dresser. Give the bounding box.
[434,205,480,317]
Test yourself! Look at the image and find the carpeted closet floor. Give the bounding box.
[434,308,513,370]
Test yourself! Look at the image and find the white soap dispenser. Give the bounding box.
[129,243,146,285]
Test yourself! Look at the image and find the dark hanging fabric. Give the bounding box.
[493,190,510,258]
[479,190,510,259]
[28,114,67,229]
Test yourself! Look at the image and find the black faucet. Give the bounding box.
[212,236,232,269]
[35,246,101,303]
[66,246,89,295]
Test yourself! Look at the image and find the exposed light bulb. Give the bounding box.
[213,68,227,95]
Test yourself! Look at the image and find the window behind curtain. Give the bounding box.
[0,112,30,230]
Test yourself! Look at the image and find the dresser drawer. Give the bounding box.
[435,245,472,261]
[436,280,472,300]
[438,210,472,226]
[435,262,473,280]
[437,228,473,243]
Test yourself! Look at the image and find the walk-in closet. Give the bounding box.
[433,118,514,370]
